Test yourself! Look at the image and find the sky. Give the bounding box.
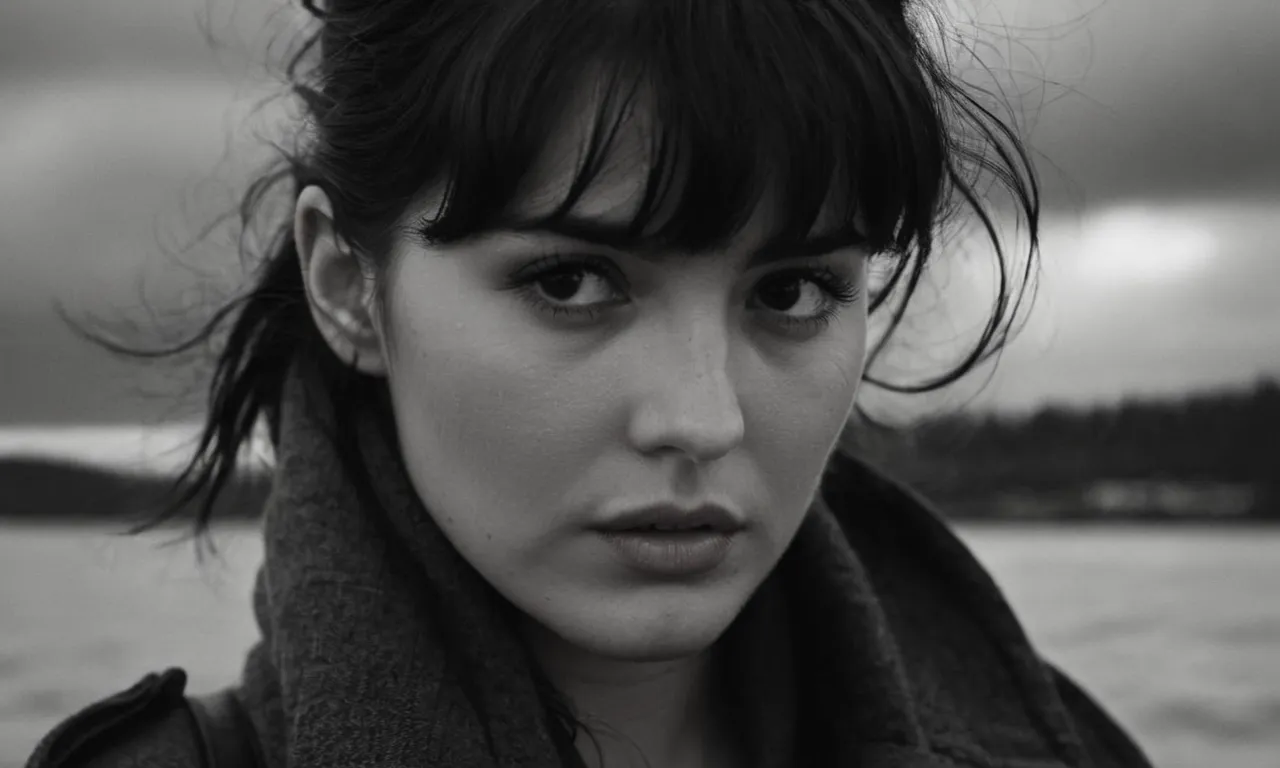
[1,0,1278,445]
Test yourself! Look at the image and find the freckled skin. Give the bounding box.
[297,90,871,764]
[375,141,869,663]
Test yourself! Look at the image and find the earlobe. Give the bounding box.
[293,185,389,376]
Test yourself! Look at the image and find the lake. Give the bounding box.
[1,523,1277,768]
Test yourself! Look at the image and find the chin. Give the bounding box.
[593,630,718,663]
[548,593,746,662]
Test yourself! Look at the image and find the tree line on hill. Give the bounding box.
[851,378,1280,521]
[0,456,269,524]
[1,379,1276,524]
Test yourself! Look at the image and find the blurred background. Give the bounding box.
[1,1,1278,767]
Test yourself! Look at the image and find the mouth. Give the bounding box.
[595,520,740,576]
[593,503,746,534]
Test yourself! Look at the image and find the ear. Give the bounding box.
[293,185,388,376]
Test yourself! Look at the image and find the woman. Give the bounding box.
[27,1,1155,767]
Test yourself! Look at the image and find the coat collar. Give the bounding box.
[715,448,1090,767]
[237,360,1095,768]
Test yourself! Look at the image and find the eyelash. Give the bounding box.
[503,253,862,333]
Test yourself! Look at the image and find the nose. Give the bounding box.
[626,318,746,464]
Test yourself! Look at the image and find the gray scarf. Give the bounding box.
[235,359,1153,767]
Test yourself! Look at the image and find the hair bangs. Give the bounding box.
[99,0,1044,561]
[414,0,948,259]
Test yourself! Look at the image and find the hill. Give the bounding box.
[852,378,1280,522]
[0,456,268,524]
[1,379,1276,525]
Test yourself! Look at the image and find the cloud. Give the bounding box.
[0,0,287,80]
[5,0,1279,202]
[892,200,1280,414]
[948,0,1280,205]
[2,0,1277,425]
[0,75,272,426]
[0,76,278,310]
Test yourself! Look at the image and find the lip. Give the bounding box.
[597,528,737,577]
[592,503,747,533]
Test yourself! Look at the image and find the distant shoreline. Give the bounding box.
[1,453,1275,527]
[3,380,1276,525]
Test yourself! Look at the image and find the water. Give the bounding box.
[1,523,1277,768]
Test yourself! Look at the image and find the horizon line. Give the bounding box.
[0,423,273,475]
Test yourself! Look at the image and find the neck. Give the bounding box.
[521,623,740,768]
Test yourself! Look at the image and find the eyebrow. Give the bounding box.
[507,214,868,267]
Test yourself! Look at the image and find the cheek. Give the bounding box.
[762,310,866,415]
[379,260,613,521]
[750,314,867,496]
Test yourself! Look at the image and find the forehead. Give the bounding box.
[507,79,849,249]
[510,79,663,225]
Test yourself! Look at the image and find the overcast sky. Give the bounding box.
[1,0,1278,428]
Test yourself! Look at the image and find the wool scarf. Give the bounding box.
[234,359,1152,768]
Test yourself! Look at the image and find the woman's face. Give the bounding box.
[363,108,869,663]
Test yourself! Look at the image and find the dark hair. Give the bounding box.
[63,0,1039,761]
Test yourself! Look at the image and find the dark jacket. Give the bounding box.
[24,451,1156,768]
[24,664,1151,768]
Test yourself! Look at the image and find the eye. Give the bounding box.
[505,254,629,322]
[756,275,826,315]
[751,267,861,333]
[504,255,860,331]
[535,269,617,306]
